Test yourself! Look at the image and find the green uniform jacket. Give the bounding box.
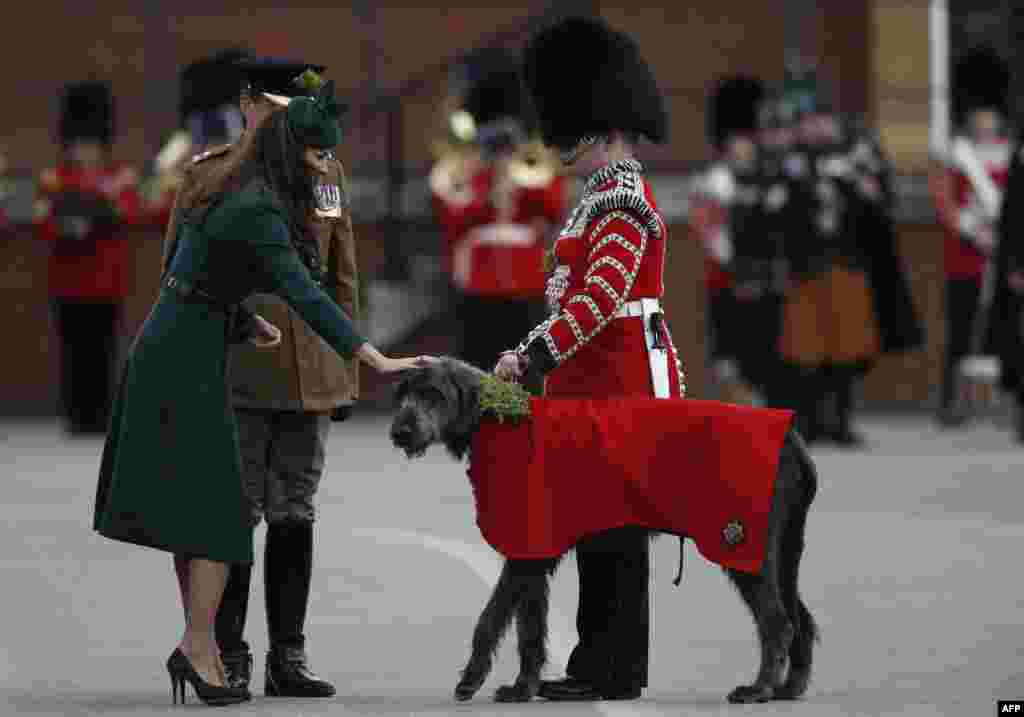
[162,142,360,412]
[95,182,366,563]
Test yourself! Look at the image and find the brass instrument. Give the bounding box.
[429,104,562,203]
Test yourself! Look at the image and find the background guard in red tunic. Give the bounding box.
[929,46,1011,427]
[933,47,1011,428]
[430,52,566,379]
[494,16,682,702]
[690,75,768,405]
[35,82,142,435]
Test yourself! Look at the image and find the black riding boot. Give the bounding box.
[829,364,866,448]
[781,364,824,443]
[1016,390,1024,444]
[264,521,335,697]
[216,563,253,690]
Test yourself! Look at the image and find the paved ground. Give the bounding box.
[2,413,1022,716]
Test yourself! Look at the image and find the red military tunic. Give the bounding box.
[931,136,1010,281]
[36,164,143,299]
[432,159,566,299]
[518,159,686,398]
[688,161,735,295]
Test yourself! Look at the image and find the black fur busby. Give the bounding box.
[59,82,114,146]
[178,47,250,121]
[708,75,764,149]
[521,15,668,151]
[462,53,531,129]
[951,45,1009,127]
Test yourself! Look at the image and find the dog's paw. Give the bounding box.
[727,684,775,704]
[494,681,539,703]
[772,668,811,701]
[454,674,485,702]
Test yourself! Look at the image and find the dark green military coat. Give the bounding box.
[94,181,366,563]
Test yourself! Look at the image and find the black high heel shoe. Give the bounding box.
[167,648,250,706]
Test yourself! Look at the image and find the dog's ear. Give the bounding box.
[446,366,482,458]
[393,369,419,404]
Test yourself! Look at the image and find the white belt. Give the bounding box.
[613,297,661,319]
[612,298,672,398]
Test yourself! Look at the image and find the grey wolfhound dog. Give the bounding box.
[389,358,819,704]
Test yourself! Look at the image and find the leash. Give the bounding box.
[672,536,685,587]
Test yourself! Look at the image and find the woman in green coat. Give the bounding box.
[93,82,428,705]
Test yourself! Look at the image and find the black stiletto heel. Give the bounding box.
[166,648,250,706]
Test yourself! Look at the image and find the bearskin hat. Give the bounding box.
[951,45,1009,127]
[178,47,250,121]
[462,52,533,130]
[59,81,114,145]
[707,75,764,149]
[521,15,668,151]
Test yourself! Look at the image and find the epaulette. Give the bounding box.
[584,168,663,239]
[191,144,232,165]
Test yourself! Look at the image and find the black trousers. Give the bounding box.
[941,278,983,410]
[709,290,785,394]
[52,299,119,434]
[455,292,547,374]
[565,527,650,689]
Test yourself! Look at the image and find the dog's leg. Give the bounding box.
[495,560,555,702]
[774,432,819,700]
[725,569,794,704]
[455,560,522,701]
[724,435,802,705]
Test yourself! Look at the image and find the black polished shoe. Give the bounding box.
[221,647,253,691]
[538,678,641,702]
[265,646,336,698]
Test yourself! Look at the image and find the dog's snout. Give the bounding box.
[391,423,412,443]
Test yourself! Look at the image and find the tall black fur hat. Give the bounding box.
[951,45,1009,127]
[462,52,532,129]
[708,75,764,149]
[178,47,250,121]
[59,81,114,145]
[522,15,668,151]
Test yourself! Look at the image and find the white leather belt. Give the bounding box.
[613,298,661,319]
[613,298,672,398]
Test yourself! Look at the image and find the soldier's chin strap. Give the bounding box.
[672,535,685,587]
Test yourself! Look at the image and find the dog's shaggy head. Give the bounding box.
[390,357,486,460]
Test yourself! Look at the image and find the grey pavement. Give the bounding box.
[1,413,1022,716]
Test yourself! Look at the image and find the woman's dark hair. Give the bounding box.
[177,109,322,278]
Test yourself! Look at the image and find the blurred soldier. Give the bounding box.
[777,66,920,445]
[36,82,142,435]
[142,48,249,227]
[930,47,1011,427]
[161,56,359,698]
[430,50,566,380]
[984,124,1024,442]
[692,75,786,405]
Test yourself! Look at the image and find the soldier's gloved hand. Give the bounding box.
[494,351,525,382]
[331,405,354,422]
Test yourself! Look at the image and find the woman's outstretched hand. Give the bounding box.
[248,314,282,348]
[357,343,438,374]
[379,355,438,373]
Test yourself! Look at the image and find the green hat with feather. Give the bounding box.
[286,78,345,148]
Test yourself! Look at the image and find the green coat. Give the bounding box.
[93,182,365,563]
